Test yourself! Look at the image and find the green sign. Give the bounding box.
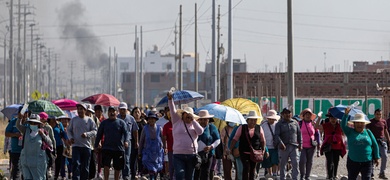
[250,97,382,119]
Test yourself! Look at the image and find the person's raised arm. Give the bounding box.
[340,108,352,135]
[167,92,180,124]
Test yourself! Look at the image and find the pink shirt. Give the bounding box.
[168,99,204,154]
[301,121,315,148]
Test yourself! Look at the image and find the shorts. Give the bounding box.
[262,148,279,168]
[101,149,125,170]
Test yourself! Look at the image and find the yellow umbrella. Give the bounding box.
[221,98,263,124]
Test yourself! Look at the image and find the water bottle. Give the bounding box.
[318,111,323,117]
[349,101,360,109]
[18,135,23,146]
[169,87,175,93]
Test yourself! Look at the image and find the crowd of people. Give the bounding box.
[3,92,390,180]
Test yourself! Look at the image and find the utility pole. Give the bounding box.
[3,29,8,108]
[28,23,34,100]
[35,36,39,90]
[83,65,86,97]
[174,24,178,89]
[54,54,58,99]
[134,26,139,106]
[47,48,51,97]
[16,0,22,103]
[287,0,295,113]
[194,3,199,107]
[227,0,233,99]
[69,61,75,99]
[178,5,183,91]
[140,26,144,107]
[9,0,14,104]
[113,47,117,97]
[211,0,217,102]
[108,47,111,94]
[23,5,29,102]
[216,5,221,101]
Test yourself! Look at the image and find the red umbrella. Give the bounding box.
[81,93,120,107]
[52,99,78,111]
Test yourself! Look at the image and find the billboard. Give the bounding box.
[254,97,382,119]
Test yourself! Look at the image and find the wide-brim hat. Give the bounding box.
[57,115,71,120]
[76,103,87,110]
[28,114,42,124]
[177,107,199,120]
[348,113,370,124]
[266,109,280,120]
[146,112,159,121]
[197,110,214,119]
[300,108,316,120]
[246,110,261,119]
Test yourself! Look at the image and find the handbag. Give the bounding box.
[183,122,202,169]
[321,143,332,154]
[304,121,318,147]
[245,125,264,163]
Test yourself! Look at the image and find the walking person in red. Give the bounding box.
[162,107,175,180]
[315,111,346,180]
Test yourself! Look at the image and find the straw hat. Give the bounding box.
[197,110,214,119]
[266,109,280,120]
[177,107,199,120]
[300,108,317,120]
[348,113,370,124]
[246,110,261,119]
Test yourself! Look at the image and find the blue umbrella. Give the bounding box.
[195,103,247,124]
[156,90,204,107]
[329,104,369,121]
[1,104,23,120]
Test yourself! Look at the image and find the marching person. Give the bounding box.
[341,107,380,180]
[366,109,389,179]
[274,107,302,180]
[298,108,319,180]
[118,102,139,180]
[194,110,220,180]
[230,110,266,180]
[162,107,175,180]
[167,91,204,180]
[39,112,56,180]
[17,114,53,180]
[67,103,97,180]
[95,106,129,180]
[139,112,165,180]
[261,109,280,178]
[315,111,346,180]
[130,107,145,179]
[48,115,69,180]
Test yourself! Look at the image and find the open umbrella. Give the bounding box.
[28,100,65,117]
[222,98,263,124]
[329,104,369,121]
[195,103,246,124]
[81,93,120,106]
[156,90,204,107]
[52,99,78,110]
[1,104,22,120]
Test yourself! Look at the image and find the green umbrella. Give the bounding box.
[28,100,65,117]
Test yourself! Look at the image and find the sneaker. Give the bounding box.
[48,169,53,178]
[97,173,103,180]
[379,173,389,179]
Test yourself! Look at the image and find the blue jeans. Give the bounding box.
[347,157,373,180]
[173,154,196,180]
[234,157,243,180]
[123,144,131,178]
[72,147,91,180]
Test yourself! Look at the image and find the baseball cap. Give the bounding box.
[108,106,117,111]
[119,102,128,110]
[76,103,88,110]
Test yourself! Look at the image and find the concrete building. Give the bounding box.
[353,61,390,72]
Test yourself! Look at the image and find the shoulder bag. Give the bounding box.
[183,122,202,169]
[245,125,264,163]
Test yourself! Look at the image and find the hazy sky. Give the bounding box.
[1,0,390,74]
